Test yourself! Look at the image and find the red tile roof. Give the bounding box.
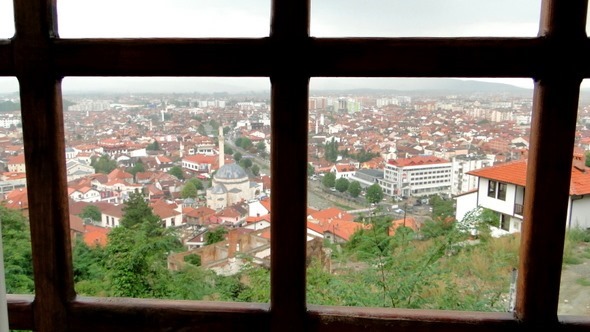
[467,160,528,187]
[84,225,110,247]
[468,159,590,195]
[388,155,449,167]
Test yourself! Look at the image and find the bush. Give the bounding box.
[184,254,201,266]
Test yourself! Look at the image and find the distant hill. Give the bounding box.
[0,77,534,95]
[310,78,530,94]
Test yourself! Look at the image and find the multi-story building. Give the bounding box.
[450,154,495,196]
[379,155,452,198]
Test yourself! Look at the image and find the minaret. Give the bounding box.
[179,140,184,158]
[315,118,319,134]
[218,126,225,168]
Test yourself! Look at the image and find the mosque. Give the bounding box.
[206,127,262,211]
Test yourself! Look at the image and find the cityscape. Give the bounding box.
[1,79,590,313]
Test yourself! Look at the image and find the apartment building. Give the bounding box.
[379,155,452,198]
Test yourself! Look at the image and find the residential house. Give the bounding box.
[330,163,357,179]
[455,153,590,236]
[7,154,25,173]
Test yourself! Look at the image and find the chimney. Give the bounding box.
[573,152,586,172]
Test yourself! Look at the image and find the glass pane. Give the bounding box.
[307,77,533,311]
[58,0,270,38]
[0,78,34,296]
[312,0,540,37]
[0,0,14,38]
[63,77,271,301]
[559,78,590,316]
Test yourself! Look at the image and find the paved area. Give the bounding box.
[558,244,590,316]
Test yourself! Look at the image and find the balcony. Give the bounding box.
[514,203,524,216]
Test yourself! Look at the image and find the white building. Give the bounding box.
[379,155,452,198]
[450,154,495,196]
[455,155,590,236]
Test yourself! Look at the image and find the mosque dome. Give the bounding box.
[215,163,248,180]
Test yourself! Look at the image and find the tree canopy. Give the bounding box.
[365,184,384,204]
[91,155,117,174]
[324,138,339,163]
[80,205,102,222]
[348,180,362,198]
[322,172,336,188]
[335,178,350,193]
[168,166,184,180]
[0,206,34,294]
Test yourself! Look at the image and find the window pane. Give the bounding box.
[559,79,590,316]
[0,0,14,38]
[307,78,532,311]
[57,0,270,38]
[312,0,540,37]
[63,77,271,302]
[0,78,35,296]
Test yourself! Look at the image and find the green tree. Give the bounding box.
[239,137,253,150]
[307,163,316,176]
[233,152,242,163]
[105,192,182,298]
[348,180,362,198]
[0,206,34,294]
[80,205,101,222]
[224,146,234,156]
[430,195,455,222]
[240,158,252,169]
[186,178,204,190]
[322,172,336,188]
[198,124,207,136]
[585,151,590,167]
[128,160,145,177]
[91,155,117,174]
[119,192,160,229]
[256,141,266,154]
[72,237,108,295]
[183,254,201,266]
[324,138,339,163]
[365,184,384,204]
[251,164,260,176]
[146,140,160,151]
[168,166,184,180]
[335,177,350,193]
[206,227,227,245]
[181,181,198,199]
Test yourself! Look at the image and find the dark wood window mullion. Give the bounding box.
[270,0,310,331]
[12,0,75,331]
[516,0,588,325]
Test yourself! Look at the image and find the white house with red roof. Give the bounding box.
[182,154,218,175]
[330,163,357,179]
[151,200,183,227]
[456,153,590,235]
[7,154,25,173]
[68,186,101,203]
[379,155,452,198]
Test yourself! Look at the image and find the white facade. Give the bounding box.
[450,155,494,195]
[379,159,452,198]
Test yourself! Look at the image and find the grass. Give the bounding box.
[576,277,590,286]
[563,228,590,266]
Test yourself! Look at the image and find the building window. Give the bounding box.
[3,0,587,331]
[488,180,497,198]
[498,182,508,201]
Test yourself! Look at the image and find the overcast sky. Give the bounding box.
[0,0,588,93]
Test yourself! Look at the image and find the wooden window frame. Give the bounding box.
[1,0,590,331]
